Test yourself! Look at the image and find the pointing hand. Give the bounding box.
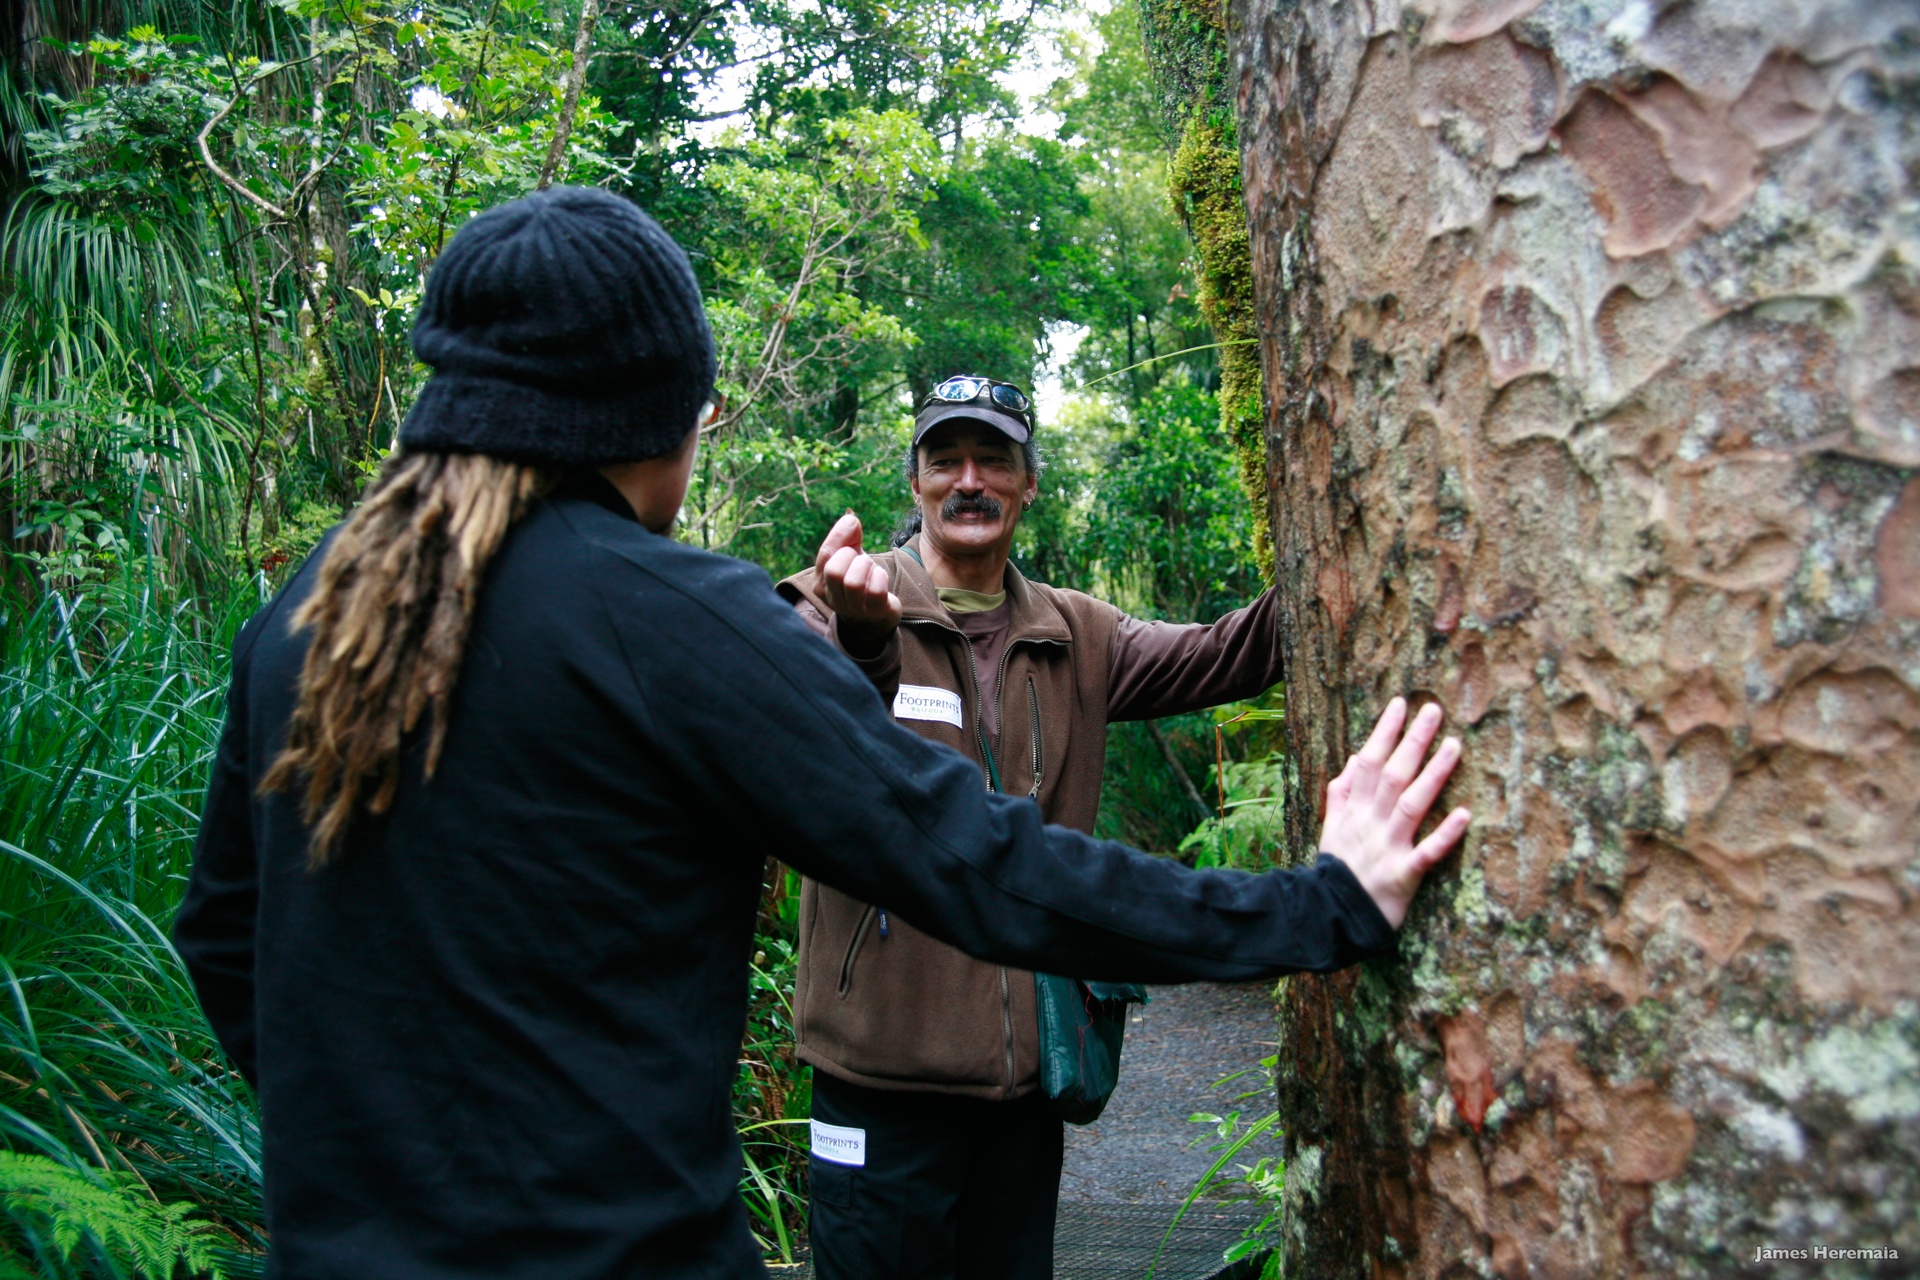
[814,512,902,654]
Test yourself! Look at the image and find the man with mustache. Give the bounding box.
[777,377,1459,1279]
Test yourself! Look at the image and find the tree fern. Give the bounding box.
[0,1151,227,1279]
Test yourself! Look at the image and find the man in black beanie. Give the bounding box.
[174,185,1471,1280]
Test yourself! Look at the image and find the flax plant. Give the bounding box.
[0,572,265,1273]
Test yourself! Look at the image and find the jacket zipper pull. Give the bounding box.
[877,909,890,939]
[1027,675,1043,799]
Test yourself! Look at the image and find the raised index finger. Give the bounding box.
[814,512,863,577]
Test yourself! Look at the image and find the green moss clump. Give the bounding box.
[1137,0,1230,142]
[1138,0,1273,581]
[1171,113,1271,579]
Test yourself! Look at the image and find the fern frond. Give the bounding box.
[0,1151,227,1279]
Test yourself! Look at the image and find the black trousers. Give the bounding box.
[808,1072,1063,1280]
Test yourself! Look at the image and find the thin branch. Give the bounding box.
[656,3,722,66]
[194,54,324,222]
[685,104,751,123]
[362,342,388,446]
[687,45,791,74]
[1147,720,1214,827]
[538,0,604,189]
[1067,340,1260,394]
[287,137,351,213]
[430,0,505,255]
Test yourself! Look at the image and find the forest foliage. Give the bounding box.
[1,0,1280,1266]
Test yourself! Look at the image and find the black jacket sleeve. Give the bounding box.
[172,609,274,1087]
[594,535,1395,983]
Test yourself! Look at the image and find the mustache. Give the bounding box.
[942,493,1004,520]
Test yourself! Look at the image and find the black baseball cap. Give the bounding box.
[912,375,1033,447]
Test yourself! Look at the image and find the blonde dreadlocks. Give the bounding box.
[261,451,557,865]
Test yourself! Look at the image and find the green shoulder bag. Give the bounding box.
[1035,974,1150,1125]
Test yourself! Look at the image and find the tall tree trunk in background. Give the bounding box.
[1229,1,1920,1275]
[538,0,601,189]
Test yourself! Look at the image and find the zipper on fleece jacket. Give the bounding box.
[955,630,1016,1095]
[1025,676,1043,800]
[904,587,1060,1098]
[956,631,1005,795]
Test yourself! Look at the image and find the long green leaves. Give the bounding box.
[0,579,264,1276]
[1,194,254,593]
[0,197,202,406]
[735,936,809,1260]
[1159,1060,1286,1279]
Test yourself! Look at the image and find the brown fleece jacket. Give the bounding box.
[776,539,1285,1099]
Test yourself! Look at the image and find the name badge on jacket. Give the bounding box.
[893,683,963,728]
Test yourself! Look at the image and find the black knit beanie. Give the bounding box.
[399,187,716,466]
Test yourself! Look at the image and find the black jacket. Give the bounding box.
[174,472,1393,1280]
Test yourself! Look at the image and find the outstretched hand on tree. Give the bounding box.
[814,512,902,657]
[1318,698,1471,930]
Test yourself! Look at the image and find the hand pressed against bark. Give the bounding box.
[814,512,902,658]
[1318,698,1471,930]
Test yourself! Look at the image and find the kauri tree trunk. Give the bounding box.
[1229,0,1920,1275]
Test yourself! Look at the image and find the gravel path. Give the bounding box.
[1058,981,1282,1205]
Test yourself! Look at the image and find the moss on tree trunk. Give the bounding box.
[1139,0,1271,581]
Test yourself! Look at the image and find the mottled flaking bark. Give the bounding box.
[1227,0,1920,1274]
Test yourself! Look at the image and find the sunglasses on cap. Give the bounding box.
[924,375,1031,421]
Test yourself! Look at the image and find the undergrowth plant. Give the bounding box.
[0,1151,228,1279]
[1177,691,1287,872]
[1158,1055,1285,1280]
[736,873,810,1261]
[0,573,266,1274]
[1177,753,1285,871]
